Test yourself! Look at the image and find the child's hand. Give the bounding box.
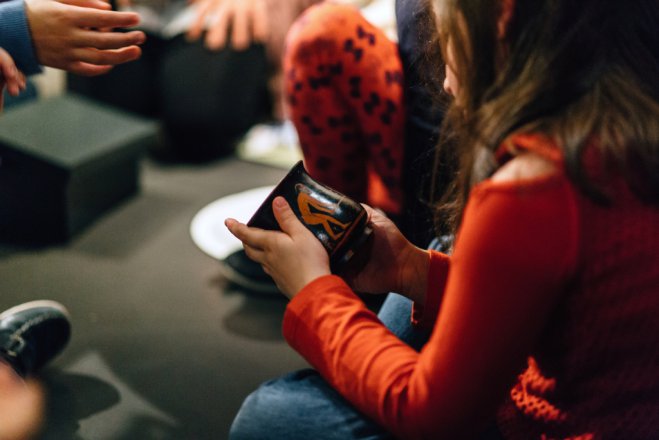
[225,196,330,299]
[0,48,26,112]
[341,205,429,302]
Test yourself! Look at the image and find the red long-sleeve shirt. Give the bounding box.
[282,134,659,439]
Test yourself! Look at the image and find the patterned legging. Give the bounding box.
[284,2,405,216]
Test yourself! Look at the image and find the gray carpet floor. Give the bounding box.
[0,157,310,439]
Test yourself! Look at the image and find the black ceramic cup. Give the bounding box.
[247,161,373,272]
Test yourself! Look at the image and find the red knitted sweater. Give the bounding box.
[282,134,659,439]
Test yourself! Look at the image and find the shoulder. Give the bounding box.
[490,152,559,183]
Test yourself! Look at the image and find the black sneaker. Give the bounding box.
[0,300,71,377]
[220,249,281,294]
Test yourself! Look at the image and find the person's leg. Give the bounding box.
[284,3,405,217]
[228,280,432,440]
[396,0,447,247]
[229,369,393,440]
[231,267,507,440]
[377,292,430,351]
[158,36,271,161]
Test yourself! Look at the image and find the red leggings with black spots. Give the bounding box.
[284,2,405,216]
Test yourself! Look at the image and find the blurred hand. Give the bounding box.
[187,0,268,51]
[226,196,330,299]
[0,48,27,112]
[0,363,44,440]
[342,206,429,301]
[25,0,146,76]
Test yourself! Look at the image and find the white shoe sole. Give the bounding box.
[0,300,70,320]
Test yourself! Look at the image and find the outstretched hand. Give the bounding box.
[25,0,146,76]
[225,196,330,299]
[187,0,268,51]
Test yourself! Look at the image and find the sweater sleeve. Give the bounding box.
[0,0,42,75]
[282,172,579,439]
[411,250,450,329]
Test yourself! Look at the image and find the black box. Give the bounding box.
[0,94,158,244]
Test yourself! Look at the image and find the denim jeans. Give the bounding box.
[228,293,428,440]
[229,291,505,439]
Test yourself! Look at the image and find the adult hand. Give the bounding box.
[343,206,430,303]
[225,196,330,299]
[25,0,146,76]
[0,48,26,112]
[187,0,268,51]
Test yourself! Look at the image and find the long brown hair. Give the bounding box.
[432,0,659,233]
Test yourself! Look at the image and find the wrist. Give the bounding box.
[397,247,430,305]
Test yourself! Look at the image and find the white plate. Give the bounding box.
[190,186,275,260]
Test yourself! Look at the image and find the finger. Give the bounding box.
[224,218,261,249]
[17,70,26,90]
[70,45,142,67]
[230,2,250,50]
[0,50,23,96]
[251,2,269,43]
[224,219,277,251]
[77,29,145,50]
[6,79,20,96]
[204,3,231,50]
[0,48,16,79]
[361,203,376,218]
[187,0,214,41]
[73,9,141,29]
[272,197,308,237]
[243,243,265,264]
[361,203,390,224]
[66,62,114,76]
[58,0,112,10]
[0,80,20,98]
[0,60,18,83]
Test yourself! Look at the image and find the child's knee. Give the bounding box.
[229,387,276,439]
[285,2,365,63]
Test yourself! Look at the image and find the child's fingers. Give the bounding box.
[272,197,309,237]
[224,218,275,251]
[243,243,265,265]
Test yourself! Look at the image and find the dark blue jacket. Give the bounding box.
[0,0,42,75]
